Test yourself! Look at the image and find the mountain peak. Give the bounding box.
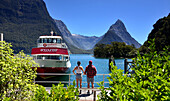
[109,19,127,32]
[115,19,124,25]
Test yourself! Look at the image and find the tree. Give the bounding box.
[94,42,136,58]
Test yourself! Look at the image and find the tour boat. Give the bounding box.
[31,32,71,77]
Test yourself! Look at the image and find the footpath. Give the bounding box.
[45,87,106,101]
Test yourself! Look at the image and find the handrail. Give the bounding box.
[35,73,110,87]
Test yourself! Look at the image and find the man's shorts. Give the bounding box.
[87,77,94,83]
[76,73,82,79]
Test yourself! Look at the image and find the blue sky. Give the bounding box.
[43,0,170,44]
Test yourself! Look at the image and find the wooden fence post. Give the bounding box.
[1,33,3,41]
[124,58,127,74]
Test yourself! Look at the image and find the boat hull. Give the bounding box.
[32,67,70,79]
[33,67,70,73]
[32,59,71,79]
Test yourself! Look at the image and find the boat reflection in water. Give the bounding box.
[35,73,70,87]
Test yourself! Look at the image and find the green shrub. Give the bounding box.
[50,81,79,101]
[32,81,79,101]
[97,40,170,100]
[0,41,38,101]
[31,84,51,101]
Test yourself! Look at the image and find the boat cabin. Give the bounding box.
[37,36,67,48]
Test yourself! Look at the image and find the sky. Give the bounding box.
[43,0,170,44]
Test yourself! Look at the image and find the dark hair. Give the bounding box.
[77,61,81,65]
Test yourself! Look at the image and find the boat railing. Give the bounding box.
[34,73,110,87]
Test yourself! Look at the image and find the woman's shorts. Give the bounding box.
[76,73,82,79]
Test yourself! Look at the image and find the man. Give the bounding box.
[84,60,97,94]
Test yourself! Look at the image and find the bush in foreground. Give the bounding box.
[97,41,170,100]
[0,41,38,101]
[32,82,79,101]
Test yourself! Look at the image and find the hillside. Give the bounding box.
[54,19,102,50]
[143,13,170,52]
[0,0,61,53]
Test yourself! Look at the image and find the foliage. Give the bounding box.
[32,81,79,101]
[50,81,79,101]
[97,40,170,100]
[0,41,38,101]
[32,84,51,101]
[143,13,170,53]
[94,42,137,58]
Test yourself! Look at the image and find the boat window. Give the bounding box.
[43,38,47,43]
[53,39,56,43]
[40,38,43,43]
[57,38,61,43]
[37,55,41,59]
[44,55,49,59]
[51,56,61,60]
[63,56,68,60]
[37,55,62,60]
[48,38,52,43]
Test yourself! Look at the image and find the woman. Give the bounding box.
[72,61,85,94]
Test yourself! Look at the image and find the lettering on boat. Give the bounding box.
[40,49,57,52]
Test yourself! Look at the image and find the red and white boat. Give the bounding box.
[31,32,71,75]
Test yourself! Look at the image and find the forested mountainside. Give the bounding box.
[143,13,170,52]
[0,0,61,53]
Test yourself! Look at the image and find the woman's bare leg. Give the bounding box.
[76,79,79,88]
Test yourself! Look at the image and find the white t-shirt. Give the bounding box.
[76,66,82,74]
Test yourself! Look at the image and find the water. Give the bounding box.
[69,54,125,87]
[36,54,127,87]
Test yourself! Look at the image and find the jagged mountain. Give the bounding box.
[97,20,141,48]
[55,19,141,54]
[54,19,102,50]
[0,0,61,53]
